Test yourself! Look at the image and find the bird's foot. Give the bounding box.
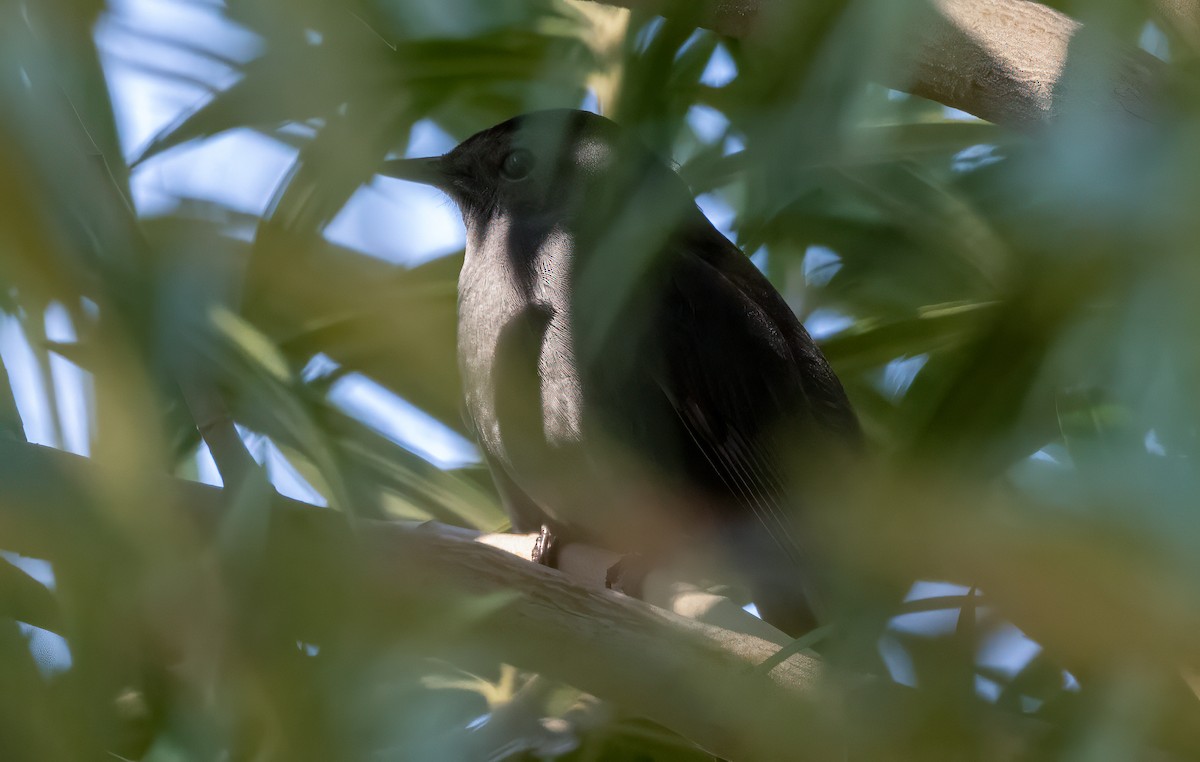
[531,524,560,568]
[605,554,649,599]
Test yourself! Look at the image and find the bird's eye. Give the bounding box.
[500,149,535,181]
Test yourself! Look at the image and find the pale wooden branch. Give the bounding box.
[909,0,1160,128]
[478,529,792,645]
[586,0,1164,130]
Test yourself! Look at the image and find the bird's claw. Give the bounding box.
[531,524,560,568]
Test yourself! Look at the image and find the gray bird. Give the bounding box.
[383,109,860,636]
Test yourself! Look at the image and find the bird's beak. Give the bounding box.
[379,156,453,190]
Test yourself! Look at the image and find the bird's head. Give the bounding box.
[381,109,693,240]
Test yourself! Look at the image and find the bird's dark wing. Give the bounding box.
[651,242,858,633]
[655,252,807,557]
[694,235,863,448]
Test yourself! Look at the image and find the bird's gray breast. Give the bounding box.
[457,218,585,479]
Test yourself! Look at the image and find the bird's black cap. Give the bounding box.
[376,109,681,224]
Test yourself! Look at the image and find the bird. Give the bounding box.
[382,109,860,636]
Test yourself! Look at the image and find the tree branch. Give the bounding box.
[909,0,1159,128]
[0,439,840,760]
[586,0,1163,130]
[4,441,1183,759]
[476,529,794,645]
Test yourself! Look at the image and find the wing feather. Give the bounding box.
[651,240,859,632]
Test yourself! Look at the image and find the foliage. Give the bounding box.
[1,0,1199,758]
